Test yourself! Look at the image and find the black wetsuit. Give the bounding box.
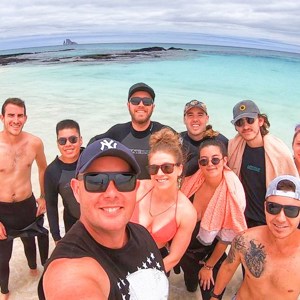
[45,152,82,241]
[89,121,167,179]
[38,221,168,300]
[180,131,228,176]
[0,195,48,294]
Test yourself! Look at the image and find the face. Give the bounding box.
[71,156,139,235]
[148,151,182,190]
[184,107,209,140]
[127,91,155,125]
[1,104,27,136]
[234,116,264,143]
[265,195,300,239]
[199,145,227,179]
[292,132,300,164]
[57,128,82,163]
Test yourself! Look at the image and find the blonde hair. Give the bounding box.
[149,127,184,164]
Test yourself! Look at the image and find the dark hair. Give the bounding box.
[56,119,80,136]
[149,127,184,164]
[199,139,228,158]
[2,98,26,116]
[259,113,270,136]
[292,130,300,145]
[276,179,296,192]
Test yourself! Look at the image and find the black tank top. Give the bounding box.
[38,221,168,300]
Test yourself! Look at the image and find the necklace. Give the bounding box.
[149,189,178,218]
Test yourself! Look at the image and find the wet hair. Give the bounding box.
[149,127,184,164]
[259,113,270,136]
[2,98,26,116]
[292,130,300,145]
[276,179,296,193]
[202,124,219,139]
[56,119,81,136]
[198,139,228,158]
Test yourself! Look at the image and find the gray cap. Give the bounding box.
[75,138,140,177]
[128,82,155,100]
[266,175,300,201]
[231,100,260,125]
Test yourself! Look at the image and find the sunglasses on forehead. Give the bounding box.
[129,97,154,106]
[147,163,180,175]
[198,157,223,167]
[77,172,137,193]
[57,135,79,145]
[266,201,300,218]
[234,117,255,127]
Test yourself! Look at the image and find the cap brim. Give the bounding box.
[231,112,258,124]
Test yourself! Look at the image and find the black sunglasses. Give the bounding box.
[234,117,255,127]
[77,172,137,193]
[266,201,300,218]
[198,157,223,167]
[147,163,180,175]
[129,97,154,106]
[57,135,79,145]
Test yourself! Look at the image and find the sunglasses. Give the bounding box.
[234,117,255,127]
[77,172,137,193]
[147,163,180,175]
[198,157,223,166]
[129,97,154,106]
[266,201,300,218]
[57,135,79,145]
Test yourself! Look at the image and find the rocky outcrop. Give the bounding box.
[63,39,78,45]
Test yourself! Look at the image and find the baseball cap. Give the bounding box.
[231,100,260,125]
[184,100,207,115]
[128,82,155,100]
[266,175,300,201]
[75,138,141,177]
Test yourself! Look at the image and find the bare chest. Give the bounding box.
[193,185,215,220]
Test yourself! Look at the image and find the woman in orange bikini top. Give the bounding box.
[131,128,197,273]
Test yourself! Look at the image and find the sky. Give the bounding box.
[1,0,300,52]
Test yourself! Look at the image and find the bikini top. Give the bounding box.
[131,187,178,246]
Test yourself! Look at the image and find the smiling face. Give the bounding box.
[1,103,27,136]
[265,195,300,239]
[127,91,154,127]
[148,151,182,190]
[184,107,209,141]
[71,156,139,240]
[57,128,82,163]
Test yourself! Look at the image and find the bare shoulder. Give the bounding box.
[22,131,43,146]
[177,191,197,222]
[43,257,109,299]
[137,179,153,199]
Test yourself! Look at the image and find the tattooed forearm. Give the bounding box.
[245,240,266,278]
[227,234,246,263]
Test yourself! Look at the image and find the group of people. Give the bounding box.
[0,81,299,300]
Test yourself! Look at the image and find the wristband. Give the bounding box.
[39,194,45,199]
[210,289,222,299]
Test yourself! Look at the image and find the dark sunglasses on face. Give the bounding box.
[77,172,137,193]
[129,97,154,106]
[266,201,300,218]
[198,157,223,167]
[147,163,180,175]
[234,117,255,127]
[57,135,79,145]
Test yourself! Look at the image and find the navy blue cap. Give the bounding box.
[75,138,141,176]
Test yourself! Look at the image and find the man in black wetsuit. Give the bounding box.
[89,82,169,179]
[39,138,169,299]
[45,119,83,244]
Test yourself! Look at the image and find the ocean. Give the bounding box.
[1,42,299,163]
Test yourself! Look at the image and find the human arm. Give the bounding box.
[0,222,7,240]
[199,240,228,290]
[43,257,110,300]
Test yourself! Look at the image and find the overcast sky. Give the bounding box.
[1,0,300,51]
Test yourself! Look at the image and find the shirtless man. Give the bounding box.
[0,98,48,299]
[210,175,300,300]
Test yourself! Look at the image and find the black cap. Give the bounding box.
[128,82,155,101]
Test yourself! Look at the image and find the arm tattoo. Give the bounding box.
[227,234,246,263]
[244,240,266,278]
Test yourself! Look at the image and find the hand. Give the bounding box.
[0,222,7,240]
[199,267,214,291]
[36,197,46,216]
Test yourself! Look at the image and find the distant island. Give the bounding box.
[63,39,78,45]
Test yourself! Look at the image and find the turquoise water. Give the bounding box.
[1,43,299,162]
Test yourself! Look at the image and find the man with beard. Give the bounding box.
[228,100,298,229]
[89,83,169,179]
